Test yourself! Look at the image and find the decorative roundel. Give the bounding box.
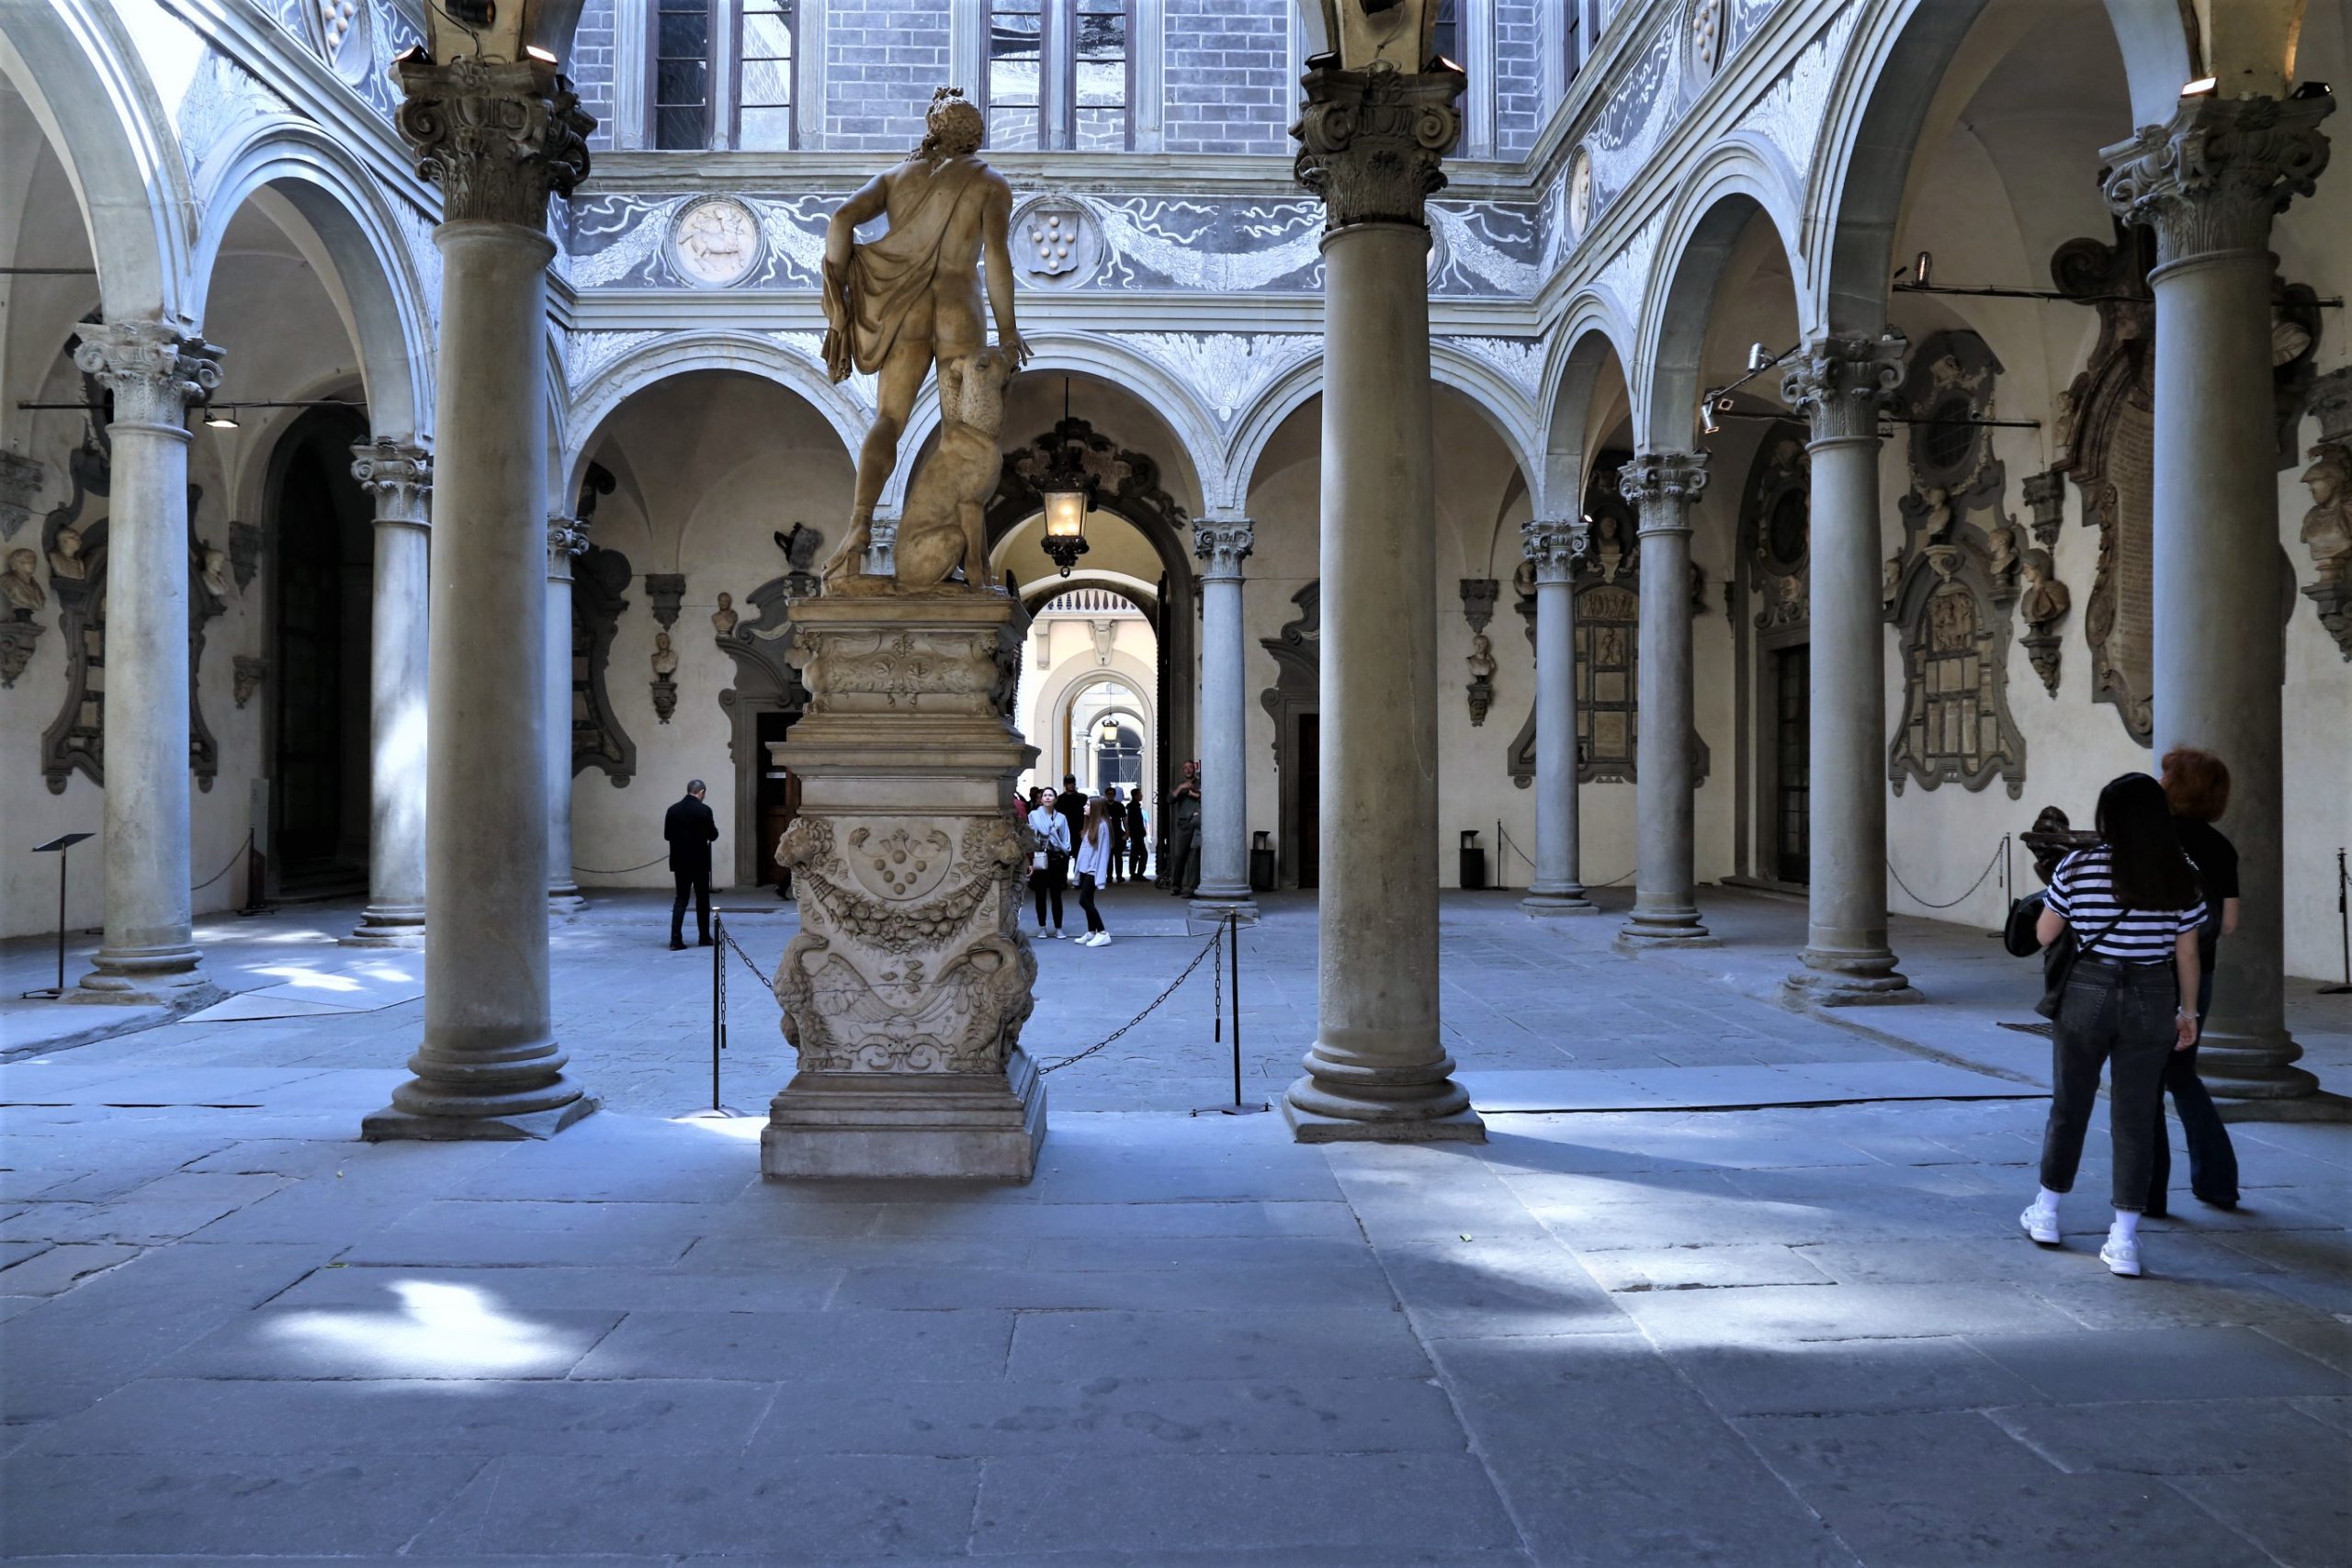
[670,197,763,288]
[1566,146,1595,242]
[1009,194,1103,288]
[1685,0,1726,83]
[315,0,373,84]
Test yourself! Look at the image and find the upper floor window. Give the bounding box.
[986,0,1131,152]
[1430,0,1459,68]
[653,0,797,152]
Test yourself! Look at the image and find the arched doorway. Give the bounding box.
[265,404,374,896]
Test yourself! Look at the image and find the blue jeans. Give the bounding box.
[2040,959,2177,1212]
[2147,919,2239,1209]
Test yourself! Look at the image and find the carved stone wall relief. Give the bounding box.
[2052,226,2157,744]
[1461,578,1498,727]
[2300,369,2352,659]
[718,570,813,887]
[571,543,636,782]
[1259,581,1318,891]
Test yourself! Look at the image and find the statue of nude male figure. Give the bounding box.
[819,88,1031,586]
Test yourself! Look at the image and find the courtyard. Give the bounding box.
[3,886,2346,1565]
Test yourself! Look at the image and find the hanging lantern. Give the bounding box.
[1038,379,1094,577]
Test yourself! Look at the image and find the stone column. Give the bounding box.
[1283,55,1481,1142]
[1614,450,1716,949]
[66,322,223,1007]
[344,441,432,947]
[1520,518,1595,915]
[365,53,596,1140]
[2103,94,2332,1100]
[546,514,586,914]
[1190,513,1258,924]
[1780,333,1917,1004]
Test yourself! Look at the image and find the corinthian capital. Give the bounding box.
[1193,516,1254,580]
[350,440,432,527]
[1616,450,1709,534]
[548,515,589,577]
[1781,331,1906,444]
[2101,94,2333,266]
[1521,517,1586,585]
[394,54,594,228]
[1294,59,1463,231]
[72,321,222,428]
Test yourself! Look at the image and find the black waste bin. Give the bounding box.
[1250,831,1276,893]
[1458,830,1487,891]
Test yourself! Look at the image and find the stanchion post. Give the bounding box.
[2324,849,2351,996]
[1193,910,1268,1116]
[21,833,91,999]
[713,912,726,1111]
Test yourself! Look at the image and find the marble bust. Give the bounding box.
[3,547,44,615]
[2302,444,2351,575]
[711,592,739,637]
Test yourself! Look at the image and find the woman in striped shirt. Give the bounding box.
[2022,772,2205,1278]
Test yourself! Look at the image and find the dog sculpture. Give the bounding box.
[888,347,1015,592]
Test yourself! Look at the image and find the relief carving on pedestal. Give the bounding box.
[1886,330,2025,796]
[2299,370,2352,660]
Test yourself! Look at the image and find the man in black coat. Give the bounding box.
[663,779,719,950]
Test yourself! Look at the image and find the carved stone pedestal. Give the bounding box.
[763,593,1046,1182]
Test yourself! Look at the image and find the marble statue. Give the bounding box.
[1466,632,1496,682]
[711,591,739,637]
[48,523,86,581]
[1883,551,1904,606]
[2019,549,2070,627]
[650,629,679,678]
[888,346,1016,591]
[1984,519,2019,582]
[3,547,44,615]
[199,542,232,601]
[2302,443,2351,573]
[819,88,1029,588]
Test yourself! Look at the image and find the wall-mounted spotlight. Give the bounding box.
[203,406,240,430]
[1746,343,1771,371]
[2293,81,2334,100]
[1911,251,1933,288]
[2181,76,2218,97]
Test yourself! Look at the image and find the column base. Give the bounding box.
[66,947,223,1010]
[1188,894,1260,930]
[548,886,587,918]
[1283,1048,1485,1144]
[364,1093,599,1142]
[2197,1025,2319,1102]
[762,1049,1046,1181]
[1782,949,1921,1007]
[2216,1090,2352,1124]
[1283,1086,1486,1144]
[1614,912,1717,951]
[1521,890,1598,917]
[342,907,426,949]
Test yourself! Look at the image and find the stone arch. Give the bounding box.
[1535,302,1637,520]
[0,2,193,323]
[1804,0,2196,335]
[1222,352,1328,512]
[562,332,866,503]
[1636,166,1804,451]
[187,124,435,443]
[1430,340,1544,484]
[1033,658,1159,792]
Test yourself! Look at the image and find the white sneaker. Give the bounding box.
[1035,927,1050,940]
[2019,1205,2062,1246]
[2099,1233,2142,1277]
[1092,932,1112,946]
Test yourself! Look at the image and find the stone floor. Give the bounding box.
[2,885,2348,1564]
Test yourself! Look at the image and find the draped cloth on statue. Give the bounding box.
[821,157,991,383]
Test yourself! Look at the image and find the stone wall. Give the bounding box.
[574,0,618,149]
[826,0,954,152]
[1495,0,1543,158]
[1161,0,1292,156]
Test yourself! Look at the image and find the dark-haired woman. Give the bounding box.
[2022,773,2205,1278]
[2151,748,2242,1213]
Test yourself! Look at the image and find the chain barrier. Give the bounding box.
[1495,826,1633,889]
[1886,835,2006,910]
[707,914,1229,1078]
[1038,922,1226,1074]
[571,854,670,875]
[193,833,253,894]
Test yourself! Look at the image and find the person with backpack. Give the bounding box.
[2021,773,2206,1278]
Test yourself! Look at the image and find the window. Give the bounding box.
[654,0,712,150]
[1430,0,1459,68]
[987,0,1131,152]
[651,1,797,152]
[737,1,795,150]
[988,2,1044,150]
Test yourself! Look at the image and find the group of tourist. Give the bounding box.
[2021,747,2244,1280]
[1021,774,1148,946]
